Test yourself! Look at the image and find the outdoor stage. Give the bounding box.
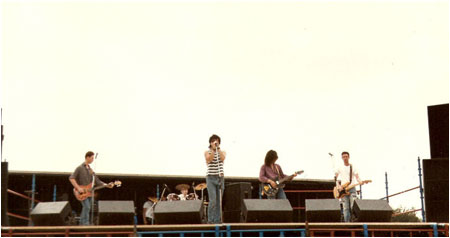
[1,222,449,237]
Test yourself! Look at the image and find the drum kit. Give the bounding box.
[166,183,207,201]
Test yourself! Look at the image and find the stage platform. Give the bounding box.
[2,222,449,237]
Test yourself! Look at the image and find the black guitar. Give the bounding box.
[261,170,304,197]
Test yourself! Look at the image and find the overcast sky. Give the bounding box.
[1,1,448,214]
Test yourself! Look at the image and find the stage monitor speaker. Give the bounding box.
[423,159,449,222]
[305,199,341,222]
[30,201,72,226]
[154,200,203,224]
[223,182,252,211]
[98,200,135,225]
[243,199,293,222]
[352,199,392,222]
[1,162,9,226]
[427,104,449,159]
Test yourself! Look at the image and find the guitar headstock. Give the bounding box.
[114,180,122,187]
[361,180,372,185]
[295,170,304,175]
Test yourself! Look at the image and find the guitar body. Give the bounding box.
[73,183,94,201]
[73,180,122,201]
[261,170,303,197]
[333,180,372,199]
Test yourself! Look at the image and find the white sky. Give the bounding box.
[1,1,448,214]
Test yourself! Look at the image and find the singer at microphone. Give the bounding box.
[204,134,226,224]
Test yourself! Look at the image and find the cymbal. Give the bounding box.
[195,183,207,190]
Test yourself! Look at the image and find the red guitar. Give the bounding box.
[73,180,122,201]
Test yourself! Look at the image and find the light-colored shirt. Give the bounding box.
[335,163,359,186]
[143,201,154,219]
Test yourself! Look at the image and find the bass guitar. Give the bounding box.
[261,170,304,197]
[333,180,371,199]
[73,180,122,201]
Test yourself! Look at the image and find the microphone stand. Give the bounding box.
[152,186,168,225]
[216,146,223,223]
[90,173,95,225]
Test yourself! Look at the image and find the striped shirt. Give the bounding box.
[206,150,224,176]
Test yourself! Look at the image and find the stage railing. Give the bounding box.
[137,225,306,237]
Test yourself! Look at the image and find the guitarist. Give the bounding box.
[69,151,113,225]
[334,151,362,222]
[259,150,297,199]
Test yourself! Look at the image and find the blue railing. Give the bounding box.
[137,225,306,237]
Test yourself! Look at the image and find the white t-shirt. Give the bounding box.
[179,194,187,200]
[335,164,359,186]
[143,201,154,219]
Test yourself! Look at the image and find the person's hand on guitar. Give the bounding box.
[105,182,114,189]
[77,187,85,194]
[268,179,277,188]
[337,184,343,192]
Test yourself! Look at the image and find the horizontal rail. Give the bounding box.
[379,186,419,200]
[7,189,41,203]
[6,212,30,221]
[284,190,333,193]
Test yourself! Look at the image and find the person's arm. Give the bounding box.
[354,170,362,184]
[143,206,148,224]
[335,171,342,191]
[259,166,270,183]
[219,150,226,162]
[205,150,214,164]
[69,167,84,193]
[259,166,277,188]
[277,165,287,179]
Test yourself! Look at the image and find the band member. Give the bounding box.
[335,151,362,222]
[69,151,113,225]
[176,184,190,200]
[143,195,157,225]
[259,150,297,199]
[204,134,226,224]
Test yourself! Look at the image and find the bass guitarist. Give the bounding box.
[69,151,113,225]
[259,150,298,199]
[334,151,362,222]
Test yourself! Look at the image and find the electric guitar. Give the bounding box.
[333,180,371,199]
[73,180,122,201]
[261,170,304,197]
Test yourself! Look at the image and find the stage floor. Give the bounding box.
[2,222,449,237]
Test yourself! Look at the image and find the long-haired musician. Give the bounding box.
[259,150,297,199]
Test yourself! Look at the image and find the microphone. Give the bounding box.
[95,153,98,159]
[328,153,333,157]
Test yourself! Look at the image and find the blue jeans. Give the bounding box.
[341,187,357,222]
[268,188,287,199]
[80,197,92,225]
[206,175,224,224]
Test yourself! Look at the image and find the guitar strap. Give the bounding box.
[274,164,281,178]
[349,164,353,184]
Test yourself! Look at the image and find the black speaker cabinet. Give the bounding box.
[223,182,252,211]
[352,199,392,222]
[423,159,449,222]
[30,201,72,226]
[1,162,9,226]
[427,104,449,159]
[98,200,135,225]
[305,199,341,222]
[154,200,203,224]
[243,199,293,222]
